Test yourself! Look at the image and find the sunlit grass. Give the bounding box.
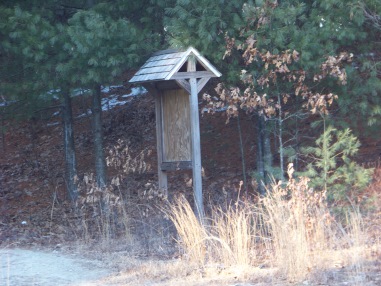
[167,165,374,283]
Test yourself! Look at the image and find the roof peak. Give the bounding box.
[129,46,221,84]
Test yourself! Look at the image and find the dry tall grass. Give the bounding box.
[168,164,371,283]
[345,209,367,283]
[209,205,259,267]
[261,165,334,281]
[167,197,207,265]
[73,173,132,245]
[168,198,261,270]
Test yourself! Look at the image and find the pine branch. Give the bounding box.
[59,4,85,11]
[33,105,63,114]
[362,4,381,30]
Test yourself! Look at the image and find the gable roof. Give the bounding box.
[129,47,221,83]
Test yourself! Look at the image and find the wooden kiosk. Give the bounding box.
[129,47,221,219]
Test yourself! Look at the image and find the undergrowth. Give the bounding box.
[168,164,372,283]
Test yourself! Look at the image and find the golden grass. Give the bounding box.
[166,164,374,284]
[209,205,259,267]
[166,197,207,266]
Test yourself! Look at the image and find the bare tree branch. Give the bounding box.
[361,3,381,30]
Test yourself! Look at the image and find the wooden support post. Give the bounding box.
[131,48,221,216]
[144,83,168,195]
[197,77,211,93]
[188,57,204,220]
[175,79,191,94]
[155,91,168,194]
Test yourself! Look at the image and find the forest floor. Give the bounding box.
[1,245,381,286]
[1,82,381,285]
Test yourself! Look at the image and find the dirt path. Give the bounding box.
[0,248,113,286]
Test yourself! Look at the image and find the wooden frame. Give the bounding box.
[130,47,221,220]
[162,89,191,162]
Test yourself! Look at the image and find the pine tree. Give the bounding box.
[0,5,81,200]
[61,1,171,186]
[166,0,246,83]
[1,0,172,196]
[351,0,381,131]
[167,0,379,194]
[298,125,373,204]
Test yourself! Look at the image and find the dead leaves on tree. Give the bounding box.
[205,35,352,120]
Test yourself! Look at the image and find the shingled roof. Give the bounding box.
[129,47,221,83]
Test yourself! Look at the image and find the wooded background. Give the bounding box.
[0,0,380,204]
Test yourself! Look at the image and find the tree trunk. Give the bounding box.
[237,114,247,197]
[62,88,78,201]
[277,93,285,181]
[92,84,107,187]
[256,115,266,195]
[263,121,272,186]
[1,112,5,153]
[294,114,300,171]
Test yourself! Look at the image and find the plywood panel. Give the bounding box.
[162,89,191,162]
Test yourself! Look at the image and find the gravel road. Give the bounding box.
[0,248,112,286]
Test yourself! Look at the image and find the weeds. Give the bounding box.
[167,197,207,265]
[209,205,258,267]
[261,164,334,281]
[168,164,371,283]
[346,209,367,281]
[65,136,374,284]
[74,173,131,244]
[71,139,153,245]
